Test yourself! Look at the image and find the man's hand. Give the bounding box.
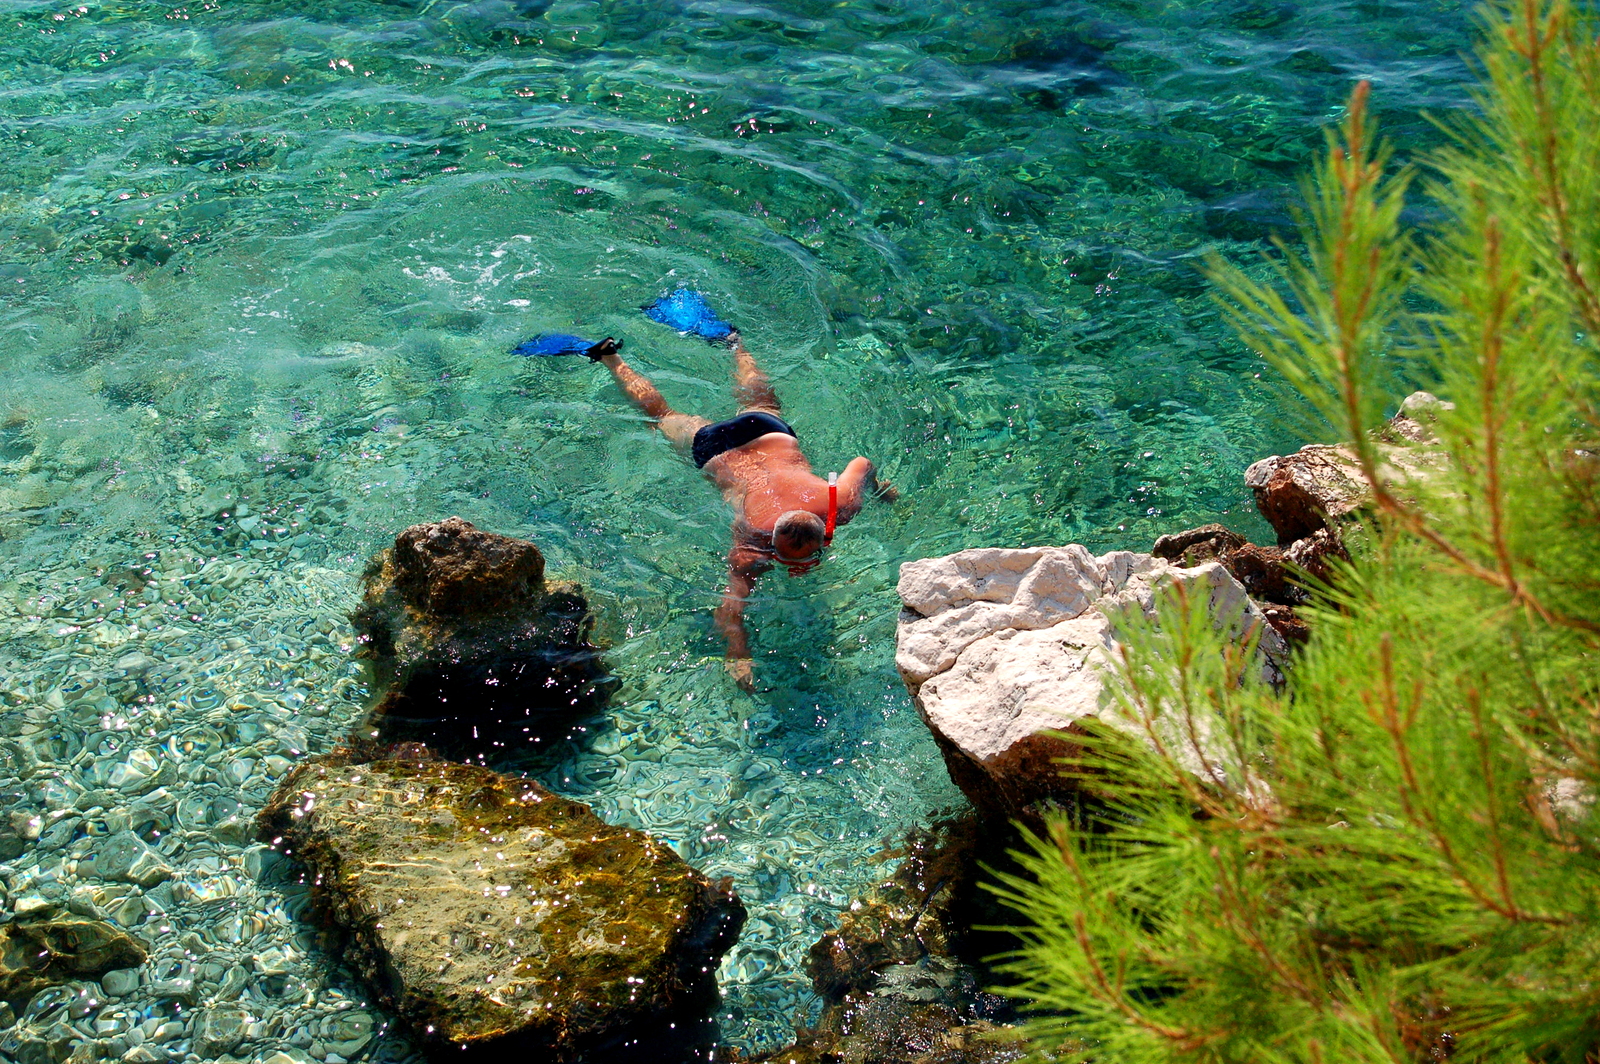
[875,478,899,503]
[584,336,623,361]
[726,656,755,692]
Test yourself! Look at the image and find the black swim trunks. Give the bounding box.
[692,411,796,468]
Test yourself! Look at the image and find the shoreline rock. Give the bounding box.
[1244,391,1453,551]
[1152,392,1454,644]
[1151,523,1324,644]
[896,547,1284,821]
[258,751,745,1062]
[1244,444,1372,547]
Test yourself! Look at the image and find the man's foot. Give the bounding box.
[642,289,736,343]
[585,336,623,361]
[725,656,754,692]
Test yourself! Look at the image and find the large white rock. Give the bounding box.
[896,547,1284,817]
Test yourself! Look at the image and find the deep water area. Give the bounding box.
[0,0,1476,1059]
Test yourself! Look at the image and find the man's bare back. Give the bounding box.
[582,328,894,690]
[707,437,875,542]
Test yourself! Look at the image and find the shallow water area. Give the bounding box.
[0,0,1476,1059]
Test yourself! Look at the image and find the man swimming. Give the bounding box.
[516,290,894,690]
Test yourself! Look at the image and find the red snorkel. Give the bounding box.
[824,471,838,546]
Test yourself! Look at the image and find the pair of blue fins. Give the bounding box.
[510,288,733,359]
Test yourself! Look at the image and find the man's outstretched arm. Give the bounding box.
[715,551,765,691]
[837,456,898,518]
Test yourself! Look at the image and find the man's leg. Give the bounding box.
[595,349,707,452]
[729,333,781,413]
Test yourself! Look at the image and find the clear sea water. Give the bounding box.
[0,1,1475,1059]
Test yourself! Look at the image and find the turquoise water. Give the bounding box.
[0,1,1475,1059]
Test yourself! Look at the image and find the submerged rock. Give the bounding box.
[92,830,175,887]
[258,752,745,1061]
[896,547,1284,820]
[0,916,147,1006]
[760,818,1022,1064]
[351,517,613,759]
[757,985,1023,1064]
[807,818,982,999]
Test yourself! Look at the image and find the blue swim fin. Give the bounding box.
[641,288,735,342]
[510,334,620,360]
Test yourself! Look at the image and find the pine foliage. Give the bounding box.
[991,2,1600,1061]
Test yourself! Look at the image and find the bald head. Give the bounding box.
[773,510,825,560]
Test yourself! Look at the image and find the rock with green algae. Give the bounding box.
[806,818,984,998]
[756,992,1025,1064]
[757,817,1025,1064]
[350,517,614,759]
[0,915,147,1005]
[258,752,745,1061]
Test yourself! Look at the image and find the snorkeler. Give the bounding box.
[513,289,896,691]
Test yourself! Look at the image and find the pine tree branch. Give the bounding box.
[1209,845,1325,1008]
[1475,219,1521,597]
[1330,81,1385,471]
[1464,685,1520,914]
[1361,478,1600,634]
[1168,587,1233,798]
[1508,0,1600,337]
[1070,911,1217,1051]
[1111,629,1234,821]
[1371,635,1572,926]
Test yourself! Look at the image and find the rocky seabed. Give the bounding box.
[0,536,398,1064]
[0,506,937,1063]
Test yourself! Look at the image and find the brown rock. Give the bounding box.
[1155,526,1301,605]
[1244,391,1454,548]
[1151,524,1247,566]
[1284,526,1350,585]
[351,517,613,758]
[258,753,744,1062]
[1219,542,1296,604]
[0,917,146,1006]
[1259,604,1310,646]
[389,516,545,617]
[1243,445,1371,546]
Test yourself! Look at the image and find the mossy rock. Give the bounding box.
[258,753,744,1061]
[759,817,1023,1064]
